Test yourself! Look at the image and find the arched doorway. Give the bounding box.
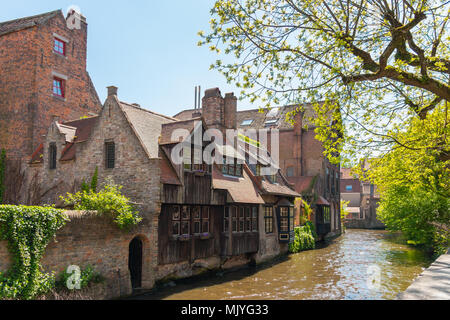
[129,237,143,289]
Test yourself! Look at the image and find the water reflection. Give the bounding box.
[137,230,432,300]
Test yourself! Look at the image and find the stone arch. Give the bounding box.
[128,234,152,290]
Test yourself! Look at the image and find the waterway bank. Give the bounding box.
[133,230,433,300]
[398,248,450,300]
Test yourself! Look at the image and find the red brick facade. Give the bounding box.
[0,10,101,161]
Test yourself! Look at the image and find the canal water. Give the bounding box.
[139,230,433,300]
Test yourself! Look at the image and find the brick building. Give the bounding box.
[0,10,101,202]
[175,103,342,239]
[9,86,299,297]
[340,166,384,229]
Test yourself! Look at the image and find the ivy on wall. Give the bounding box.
[0,205,69,299]
[0,149,6,204]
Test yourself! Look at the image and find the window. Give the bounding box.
[323,206,331,223]
[201,206,210,233]
[224,207,229,232]
[183,142,211,173]
[241,119,253,126]
[346,185,353,191]
[279,207,289,232]
[105,142,115,169]
[171,206,181,235]
[54,38,66,56]
[231,206,237,232]
[49,143,57,170]
[252,207,258,232]
[264,206,273,234]
[222,157,243,177]
[192,206,209,234]
[180,206,190,235]
[286,167,294,177]
[239,207,245,232]
[52,77,65,98]
[265,119,278,126]
[228,206,257,233]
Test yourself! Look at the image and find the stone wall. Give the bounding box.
[0,211,154,299]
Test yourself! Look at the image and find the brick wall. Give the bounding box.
[34,94,162,287]
[0,211,155,299]
[0,11,101,162]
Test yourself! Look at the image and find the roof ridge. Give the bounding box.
[0,9,61,27]
[63,115,99,125]
[119,101,177,121]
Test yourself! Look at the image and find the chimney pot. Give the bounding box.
[107,86,118,97]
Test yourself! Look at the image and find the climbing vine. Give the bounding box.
[0,149,6,204]
[0,205,69,299]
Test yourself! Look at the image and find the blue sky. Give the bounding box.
[1,1,252,116]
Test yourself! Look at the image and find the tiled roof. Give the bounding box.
[237,103,325,130]
[56,123,77,143]
[59,116,99,161]
[119,101,177,158]
[260,179,300,197]
[30,143,44,164]
[287,176,316,194]
[173,109,201,121]
[0,10,61,37]
[341,167,358,179]
[317,196,331,206]
[64,116,99,143]
[160,146,181,185]
[160,118,202,145]
[212,165,264,204]
[173,102,326,131]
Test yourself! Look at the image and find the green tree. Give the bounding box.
[200,0,450,164]
[90,167,99,193]
[363,105,449,255]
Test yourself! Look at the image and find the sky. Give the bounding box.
[0,0,252,116]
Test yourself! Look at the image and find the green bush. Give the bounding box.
[61,182,142,230]
[56,265,104,291]
[289,224,316,253]
[0,205,68,299]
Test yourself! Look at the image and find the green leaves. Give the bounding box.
[61,182,142,230]
[0,205,68,299]
[289,222,317,253]
[200,0,450,166]
[361,105,450,254]
[0,149,5,204]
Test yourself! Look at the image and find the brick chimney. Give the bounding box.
[202,88,224,130]
[224,93,237,130]
[107,86,118,97]
[293,106,303,136]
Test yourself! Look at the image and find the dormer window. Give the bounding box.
[265,119,278,126]
[222,157,243,177]
[53,77,65,98]
[241,119,253,126]
[54,38,66,56]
